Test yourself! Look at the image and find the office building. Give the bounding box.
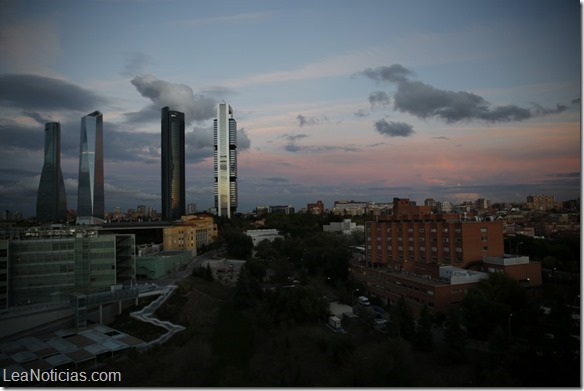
[36,122,67,223]
[163,215,217,255]
[213,102,238,218]
[77,111,104,224]
[161,107,186,221]
[0,227,135,308]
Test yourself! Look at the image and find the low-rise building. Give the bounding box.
[244,229,283,247]
[323,219,364,235]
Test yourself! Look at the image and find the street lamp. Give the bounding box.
[508,313,513,338]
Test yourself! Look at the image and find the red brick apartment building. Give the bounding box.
[352,199,541,316]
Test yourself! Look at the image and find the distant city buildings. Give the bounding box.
[214,102,238,218]
[307,200,325,214]
[255,205,295,215]
[36,122,67,223]
[77,111,105,224]
[526,195,556,211]
[161,107,186,221]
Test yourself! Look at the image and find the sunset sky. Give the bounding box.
[0,0,580,216]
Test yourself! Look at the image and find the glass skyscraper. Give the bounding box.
[161,106,185,221]
[77,111,104,224]
[213,102,238,218]
[36,122,67,223]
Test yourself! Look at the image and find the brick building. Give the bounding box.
[355,198,541,317]
[307,200,325,214]
[366,199,504,278]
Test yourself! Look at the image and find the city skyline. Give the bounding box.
[0,0,580,217]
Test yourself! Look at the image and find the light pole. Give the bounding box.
[508,313,513,338]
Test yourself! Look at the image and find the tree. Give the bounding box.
[414,304,434,351]
[442,309,467,363]
[393,296,415,341]
[223,229,254,259]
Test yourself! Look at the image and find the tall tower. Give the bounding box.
[161,106,185,221]
[77,111,104,224]
[213,102,238,218]
[36,122,67,222]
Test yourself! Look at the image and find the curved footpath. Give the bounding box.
[130,285,186,350]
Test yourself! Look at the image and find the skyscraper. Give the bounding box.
[161,107,185,220]
[213,102,238,218]
[77,111,104,224]
[36,122,67,223]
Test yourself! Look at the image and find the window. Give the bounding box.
[481,227,487,232]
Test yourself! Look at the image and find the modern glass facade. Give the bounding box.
[161,107,185,221]
[36,122,67,223]
[77,111,105,221]
[213,102,238,218]
[2,232,136,307]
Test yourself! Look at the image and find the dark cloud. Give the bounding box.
[0,118,44,151]
[374,119,415,137]
[360,64,570,124]
[21,111,53,125]
[284,143,302,152]
[546,172,580,178]
[129,75,217,124]
[284,143,359,153]
[393,79,533,123]
[354,109,369,118]
[120,52,154,77]
[368,91,390,108]
[359,64,413,84]
[0,74,106,111]
[531,103,568,116]
[282,133,309,142]
[296,114,324,127]
[432,136,450,140]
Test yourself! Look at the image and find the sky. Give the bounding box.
[0,0,580,217]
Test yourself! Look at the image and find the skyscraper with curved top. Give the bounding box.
[77,111,104,224]
[161,106,185,220]
[36,122,67,223]
[214,102,237,218]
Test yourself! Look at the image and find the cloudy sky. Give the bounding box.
[0,0,580,217]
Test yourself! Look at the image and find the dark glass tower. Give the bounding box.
[36,122,67,222]
[77,111,104,223]
[213,102,237,218]
[161,107,185,220]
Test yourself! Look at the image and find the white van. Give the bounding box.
[357,296,370,306]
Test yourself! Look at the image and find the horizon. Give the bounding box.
[0,0,580,218]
